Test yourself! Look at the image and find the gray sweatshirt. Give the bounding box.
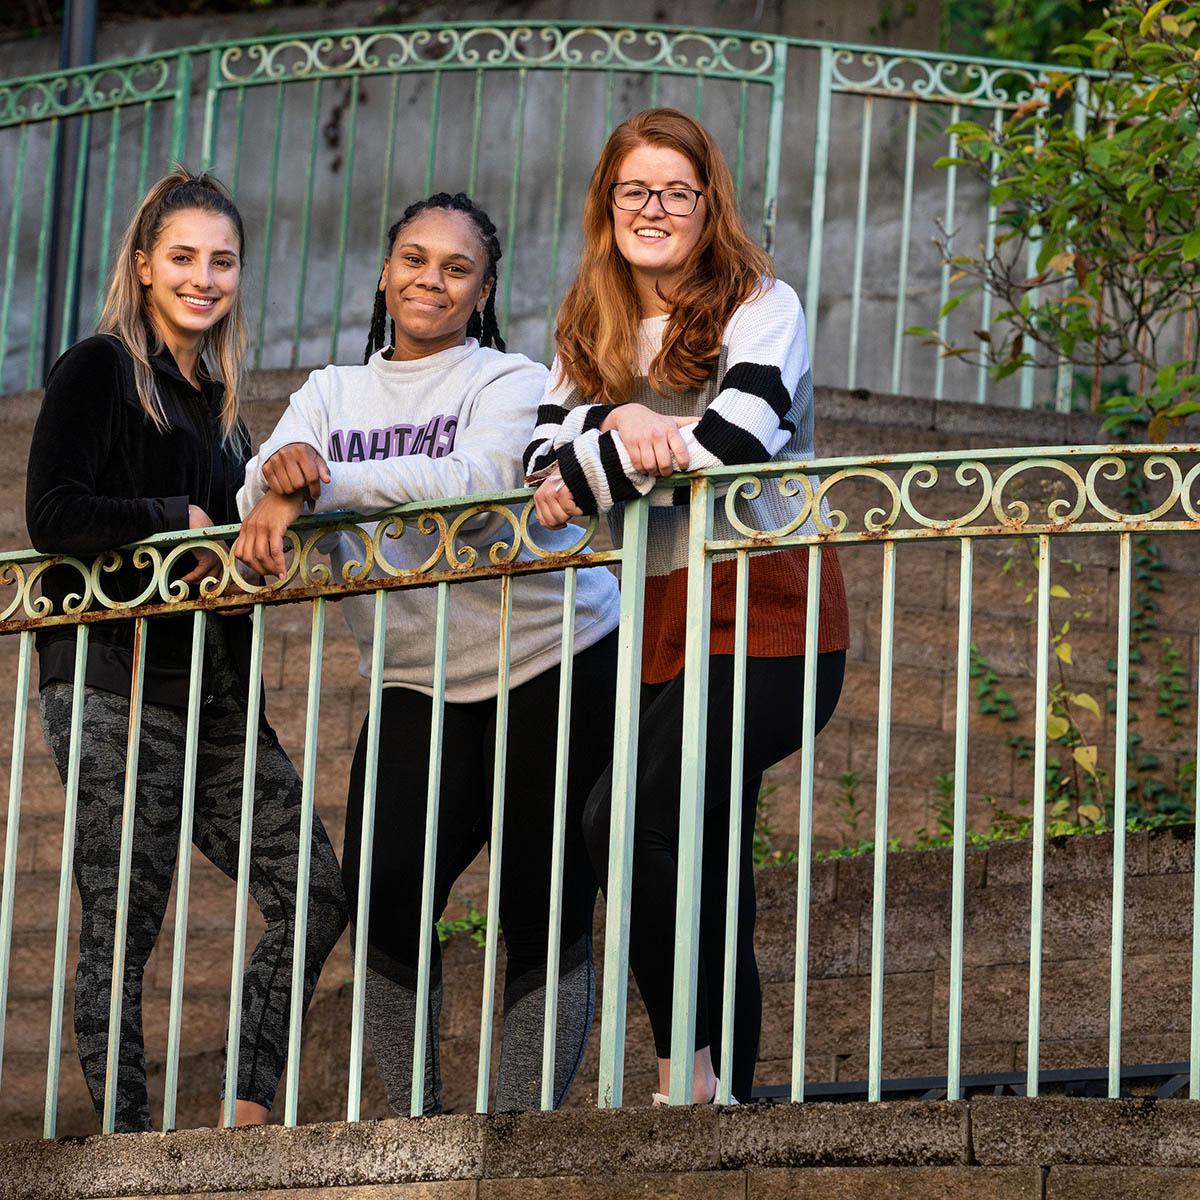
[238,341,620,702]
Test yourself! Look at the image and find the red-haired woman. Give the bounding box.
[525,108,848,1105]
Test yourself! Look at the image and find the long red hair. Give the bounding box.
[554,108,773,405]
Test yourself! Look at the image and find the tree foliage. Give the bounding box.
[918,1,1200,434]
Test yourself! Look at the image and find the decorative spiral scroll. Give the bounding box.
[218,24,776,84]
[829,49,1040,108]
[0,57,178,127]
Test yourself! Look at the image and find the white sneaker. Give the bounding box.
[651,1080,738,1106]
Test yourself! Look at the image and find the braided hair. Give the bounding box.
[364,191,505,362]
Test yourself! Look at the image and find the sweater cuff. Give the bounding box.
[162,495,191,532]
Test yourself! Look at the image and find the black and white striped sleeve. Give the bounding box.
[676,279,809,470]
[522,358,616,479]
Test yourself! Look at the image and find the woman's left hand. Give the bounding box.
[533,472,583,531]
[233,491,305,578]
[180,503,222,585]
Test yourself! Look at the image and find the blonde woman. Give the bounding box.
[25,169,347,1133]
[527,110,848,1104]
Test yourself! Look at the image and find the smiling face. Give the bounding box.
[380,208,493,360]
[611,142,707,316]
[135,208,241,355]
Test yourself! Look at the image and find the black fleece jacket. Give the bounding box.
[26,334,255,707]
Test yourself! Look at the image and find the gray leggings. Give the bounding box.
[39,625,348,1133]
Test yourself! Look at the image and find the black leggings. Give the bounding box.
[342,630,618,1008]
[583,650,845,1102]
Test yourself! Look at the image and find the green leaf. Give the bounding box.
[1183,230,1200,261]
[1070,692,1103,721]
[1050,584,1072,599]
[1055,641,1073,665]
[1078,803,1103,822]
[1073,744,1099,775]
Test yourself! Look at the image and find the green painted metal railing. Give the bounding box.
[0,21,1096,406]
[0,445,1198,1132]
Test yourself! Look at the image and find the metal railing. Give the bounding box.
[0,21,1098,406]
[0,444,1198,1136]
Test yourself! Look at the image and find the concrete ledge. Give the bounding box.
[1047,1165,1200,1198]
[719,1101,970,1168]
[972,1097,1200,1166]
[481,1106,719,1178]
[745,1166,1042,1198]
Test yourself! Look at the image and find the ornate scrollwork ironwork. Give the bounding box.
[708,447,1200,551]
[0,56,179,127]
[0,492,611,632]
[217,24,777,85]
[829,48,1040,108]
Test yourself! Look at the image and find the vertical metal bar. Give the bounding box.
[890,100,918,395]
[283,598,325,1126]
[44,626,88,1138]
[1026,536,1050,1096]
[597,497,650,1108]
[847,97,873,391]
[253,81,286,370]
[290,80,324,369]
[500,69,529,334]
[648,71,660,110]
[804,47,833,359]
[605,71,617,132]
[101,618,148,1135]
[347,590,388,1121]
[0,632,33,1092]
[328,80,360,363]
[692,73,705,118]
[94,109,121,324]
[136,101,153,200]
[541,567,577,1110]
[477,575,514,1112]
[423,70,443,196]
[223,603,265,1127]
[976,108,1002,406]
[734,81,749,203]
[170,50,193,163]
[668,479,715,1105]
[934,103,960,402]
[228,88,247,198]
[0,123,29,385]
[467,70,485,196]
[375,76,401,258]
[1190,596,1200,1097]
[1055,80,1089,414]
[411,583,449,1117]
[199,49,221,172]
[716,551,749,1105]
[867,541,896,1101]
[946,538,973,1100]
[58,112,91,355]
[542,70,572,363]
[760,41,788,256]
[1020,87,1046,410]
[162,611,207,1131]
[1109,532,1132,1097]
[28,119,63,389]
[790,544,823,1103]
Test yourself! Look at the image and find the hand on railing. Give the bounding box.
[532,471,583,531]
[233,491,305,579]
[263,442,331,502]
[180,505,222,585]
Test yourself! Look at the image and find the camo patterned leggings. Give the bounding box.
[39,625,348,1133]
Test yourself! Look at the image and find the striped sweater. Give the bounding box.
[523,279,849,683]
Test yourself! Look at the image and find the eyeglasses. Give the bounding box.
[610,182,704,216]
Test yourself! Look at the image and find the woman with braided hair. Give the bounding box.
[235,193,620,1114]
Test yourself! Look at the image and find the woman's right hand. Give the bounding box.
[600,404,693,476]
[181,504,221,584]
[263,442,331,501]
[233,491,305,579]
